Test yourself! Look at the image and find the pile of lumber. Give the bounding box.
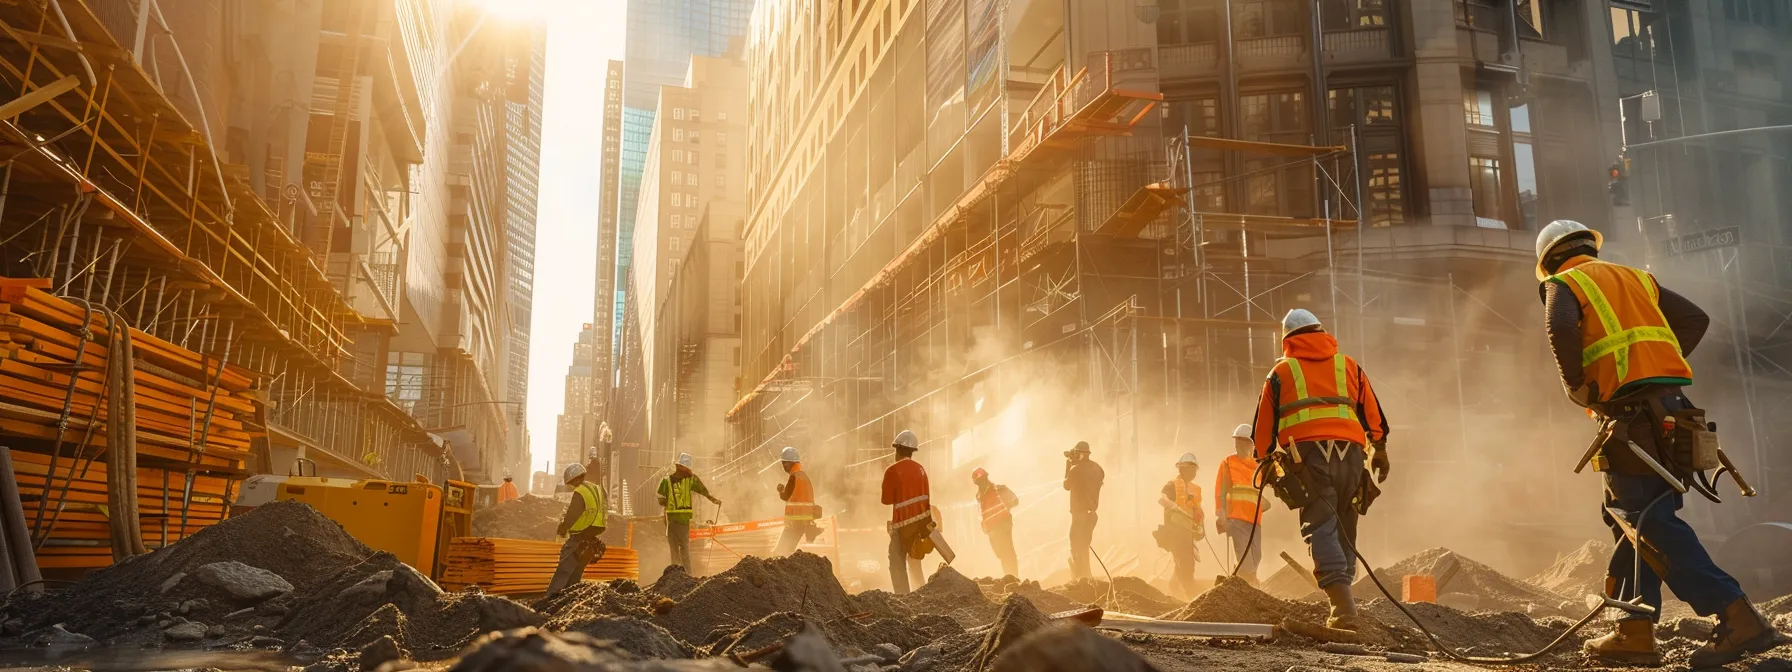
[0,279,259,569]
[439,537,640,595]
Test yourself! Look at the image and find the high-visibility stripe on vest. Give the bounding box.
[1169,478,1201,528]
[570,482,606,533]
[1276,354,1358,431]
[1218,455,1264,523]
[1550,259,1691,401]
[662,476,695,514]
[977,485,1011,531]
[784,465,818,521]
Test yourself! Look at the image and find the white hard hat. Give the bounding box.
[562,463,586,484]
[892,430,919,450]
[676,453,694,468]
[1534,219,1604,280]
[1176,452,1199,466]
[780,446,801,462]
[1232,423,1254,440]
[1282,309,1321,338]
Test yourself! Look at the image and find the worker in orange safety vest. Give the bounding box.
[773,446,821,556]
[1155,453,1204,600]
[1251,308,1390,633]
[972,468,1020,578]
[1215,423,1271,584]
[497,475,520,503]
[881,430,931,594]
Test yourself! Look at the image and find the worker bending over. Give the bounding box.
[773,446,820,556]
[1535,220,1785,667]
[881,430,930,594]
[1155,453,1204,599]
[1252,308,1390,633]
[1217,423,1270,583]
[972,468,1020,578]
[1063,441,1104,580]
[547,463,607,595]
[498,475,520,503]
[658,453,721,572]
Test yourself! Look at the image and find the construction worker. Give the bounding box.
[1216,423,1270,583]
[1062,441,1104,580]
[881,429,930,594]
[657,453,721,572]
[1156,453,1204,599]
[1251,308,1389,633]
[972,468,1020,578]
[497,476,520,503]
[1535,220,1784,667]
[547,463,607,595]
[773,446,820,556]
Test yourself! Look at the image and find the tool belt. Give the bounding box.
[1266,447,1317,510]
[1578,386,1755,502]
[898,519,935,559]
[577,535,608,564]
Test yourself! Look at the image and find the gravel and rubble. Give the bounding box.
[470,494,566,541]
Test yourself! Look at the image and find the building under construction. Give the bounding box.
[725,0,1789,564]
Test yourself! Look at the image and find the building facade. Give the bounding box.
[555,323,602,475]
[502,21,549,479]
[593,60,627,424]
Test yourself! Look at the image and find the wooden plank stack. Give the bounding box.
[0,279,259,569]
[438,537,640,595]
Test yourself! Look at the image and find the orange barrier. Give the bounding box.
[689,515,840,575]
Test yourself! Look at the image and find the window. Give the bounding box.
[685,171,697,185]
[1240,91,1307,139]
[689,109,700,121]
[671,214,683,228]
[715,175,726,188]
[671,149,684,163]
[1235,0,1305,38]
[1724,0,1781,26]
[673,128,684,142]
[384,352,428,412]
[717,131,728,145]
[1158,0,1221,46]
[670,237,682,252]
[1163,97,1221,137]
[690,130,701,143]
[1191,171,1225,211]
[686,194,698,207]
[1320,0,1388,29]
[1366,153,1404,227]
[1470,156,1504,228]
[1510,101,1537,229]
[718,111,729,122]
[1328,86,1397,130]
[1464,89,1496,127]
[673,108,686,120]
[672,172,683,186]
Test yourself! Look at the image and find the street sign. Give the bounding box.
[1662,226,1740,258]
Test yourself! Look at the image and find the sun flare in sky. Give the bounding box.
[472,0,587,20]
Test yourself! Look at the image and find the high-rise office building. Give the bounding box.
[556,324,601,474]
[594,61,626,421]
[503,21,548,479]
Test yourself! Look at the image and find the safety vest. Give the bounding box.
[977,484,1012,531]
[1218,455,1264,523]
[662,475,695,514]
[784,465,818,521]
[883,458,931,530]
[1549,258,1692,401]
[1167,478,1201,528]
[570,482,606,533]
[1276,354,1358,432]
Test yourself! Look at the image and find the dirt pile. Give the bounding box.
[275,552,542,659]
[0,501,374,647]
[898,594,1048,672]
[994,580,1083,614]
[900,566,1000,626]
[1358,598,1586,661]
[1362,547,1572,616]
[1260,562,1318,600]
[446,627,740,671]
[1527,539,1613,599]
[1049,577,1181,617]
[1165,575,1324,625]
[470,495,565,541]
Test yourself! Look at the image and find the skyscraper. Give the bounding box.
[503,21,548,479]
[594,60,626,421]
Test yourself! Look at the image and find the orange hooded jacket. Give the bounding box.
[1250,331,1389,460]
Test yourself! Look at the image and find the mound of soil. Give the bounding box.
[1527,539,1613,600]
[1049,577,1181,617]
[1364,547,1572,617]
[1000,580,1084,614]
[535,580,656,627]
[0,501,374,646]
[275,553,542,658]
[649,552,853,643]
[470,495,564,541]
[1259,563,1318,600]
[1166,575,1324,625]
[901,566,1000,627]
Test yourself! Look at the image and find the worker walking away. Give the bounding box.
[972,468,1020,578]
[1063,441,1104,580]
[1155,453,1204,600]
[1535,220,1786,667]
[1252,308,1390,633]
[658,453,721,572]
[1217,423,1270,583]
[773,447,821,556]
[547,463,608,595]
[498,476,520,503]
[881,430,931,594]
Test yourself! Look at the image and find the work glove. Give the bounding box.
[1369,441,1390,483]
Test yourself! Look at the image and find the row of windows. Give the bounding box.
[1158,0,1388,46]
[669,172,729,188]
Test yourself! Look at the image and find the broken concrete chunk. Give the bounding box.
[159,572,186,594]
[163,620,208,642]
[768,622,846,672]
[205,624,227,638]
[339,570,394,602]
[873,642,902,663]
[193,561,294,603]
[27,624,95,649]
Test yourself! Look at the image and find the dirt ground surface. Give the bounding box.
[2,501,1788,671]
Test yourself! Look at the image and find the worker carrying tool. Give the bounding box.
[972,468,1020,578]
[1251,308,1389,633]
[1154,453,1205,599]
[547,463,607,595]
[773,446,821,556]
[881,429,932,594]
[498,476,520,503]
[658,453,721,572]
[1063,440,1104,580]
[1217,423,1271,583]
[1535,220,1785,667]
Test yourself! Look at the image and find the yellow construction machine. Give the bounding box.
[233,459,477,579]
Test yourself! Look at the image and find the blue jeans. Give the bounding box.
[1294,441,1363,589]
[1602,472,1744,620]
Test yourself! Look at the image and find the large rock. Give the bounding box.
[163,620,208,642]
[359,634,409,670]
[193,561,294,603]
[970,596,1048,671]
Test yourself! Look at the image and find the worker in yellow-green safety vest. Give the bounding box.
[547,462,608,595]
[658,452,721,572]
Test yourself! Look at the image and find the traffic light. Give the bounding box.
[1607,160,1630,207]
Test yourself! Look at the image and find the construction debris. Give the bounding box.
[1049,577,1183,617]
[469,495,567,541]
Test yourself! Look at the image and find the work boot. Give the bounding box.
[1689,597,1786,669]
[1321,582,1362,632]
[1582,618,1661,666]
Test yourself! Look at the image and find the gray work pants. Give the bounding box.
[667,519,693,571]
[1294,441,1364,589]
[1224,517,1264,578]
[773,520,815,556]
[547,530,603,595]
[1068,512,1098,579]
[887,528,924,594]
[986,520,1018,578]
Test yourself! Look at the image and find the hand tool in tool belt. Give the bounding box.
[579,536,608,564]
[1265,443,1317,510]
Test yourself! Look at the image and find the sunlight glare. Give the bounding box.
[472,0,572,20]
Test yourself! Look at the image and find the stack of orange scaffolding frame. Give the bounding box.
[438,538,640,595]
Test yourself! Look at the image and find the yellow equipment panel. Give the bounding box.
[276,478,444,576]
